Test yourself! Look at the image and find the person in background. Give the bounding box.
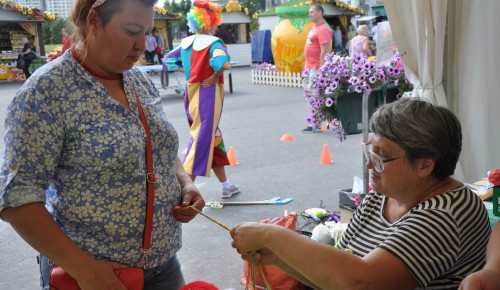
[61,27,73,53]
[231,98,491,289]
[0,0,204,289]
[163,0,240,198]
[301,4,332,133]
[345,23,356,53]
[19,37,36,78]
[459,222,500,290]
[145,30,157,64]
[153,28,165,65]
[349,24,371,58]
[333,25,343,55]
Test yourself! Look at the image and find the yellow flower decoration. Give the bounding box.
[225,0,242,12]
[244,7,248,15]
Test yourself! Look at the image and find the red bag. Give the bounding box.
[49,266,144,290]
[155,47,162,54]
[241,212,307,290]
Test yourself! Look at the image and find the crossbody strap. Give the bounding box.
[130,77,155,266]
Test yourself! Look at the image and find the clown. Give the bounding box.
[163,0,240,198]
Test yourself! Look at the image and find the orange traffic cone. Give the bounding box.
[227,146,239,165]
[280,133,294,142]
[320,144,334,164]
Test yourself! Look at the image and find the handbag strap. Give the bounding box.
[129,77,155,266]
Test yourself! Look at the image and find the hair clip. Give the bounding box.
[91,0,107,9]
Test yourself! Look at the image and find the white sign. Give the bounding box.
[376,21,394,66]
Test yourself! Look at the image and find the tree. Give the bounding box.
[164,0,191,37]
[42,18,71,45]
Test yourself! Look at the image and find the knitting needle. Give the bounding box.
[189,205,231,232]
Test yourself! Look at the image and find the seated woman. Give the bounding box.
[231,98,491,289]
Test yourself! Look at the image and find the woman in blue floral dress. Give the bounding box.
[0,0,204,289]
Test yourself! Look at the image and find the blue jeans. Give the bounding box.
[39,254,185,290]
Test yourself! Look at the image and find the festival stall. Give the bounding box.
[0,4,49,61]
[152,6,178,51]
[216,4,251,67]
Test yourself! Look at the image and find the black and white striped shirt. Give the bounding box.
[339,185,491,289]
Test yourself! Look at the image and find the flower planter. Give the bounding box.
[335,92,376,135]
[336,87,400,135]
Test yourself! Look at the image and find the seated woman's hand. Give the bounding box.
[459,268,500,290]
[240,248,278,266]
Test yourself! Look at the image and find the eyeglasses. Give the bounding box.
[361,143,405,172]
[91,0,107,9]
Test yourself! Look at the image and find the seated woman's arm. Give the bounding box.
[231,223,417,290]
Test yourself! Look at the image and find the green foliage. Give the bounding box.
[42,18,72,44]
[164,0,191,31]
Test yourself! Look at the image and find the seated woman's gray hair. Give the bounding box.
[369,98,461,179]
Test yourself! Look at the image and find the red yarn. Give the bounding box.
[181,280,219,290]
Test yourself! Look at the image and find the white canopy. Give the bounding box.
[356,15,378,22]
[383,0,500,182]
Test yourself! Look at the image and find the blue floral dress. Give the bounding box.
[0,51,182,268]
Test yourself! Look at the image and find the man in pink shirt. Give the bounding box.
[302,4,332,133]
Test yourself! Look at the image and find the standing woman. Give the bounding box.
[349,24,371,58]
[163,0,240,198]
[0,0,204,289]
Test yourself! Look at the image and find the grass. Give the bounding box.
[45,44,61,53]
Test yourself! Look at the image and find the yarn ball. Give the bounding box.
[488,169,500,186]
[181,280,219,290]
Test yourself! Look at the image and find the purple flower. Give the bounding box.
[325,97,334,107]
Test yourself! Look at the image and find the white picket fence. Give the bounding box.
[251,70,303,88]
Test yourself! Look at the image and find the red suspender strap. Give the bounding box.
[130,77,156,266]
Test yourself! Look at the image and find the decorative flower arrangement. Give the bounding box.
[1,1,56,20]
[353,194,364,207]
[488,169,500,187]
[255,62,276,72]
[154,5,167,15]
[304,52,413,141]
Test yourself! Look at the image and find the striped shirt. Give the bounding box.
[339,186,491,289]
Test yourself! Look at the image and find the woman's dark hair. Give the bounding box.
[71,0,158,42]
[369,98,462,179]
